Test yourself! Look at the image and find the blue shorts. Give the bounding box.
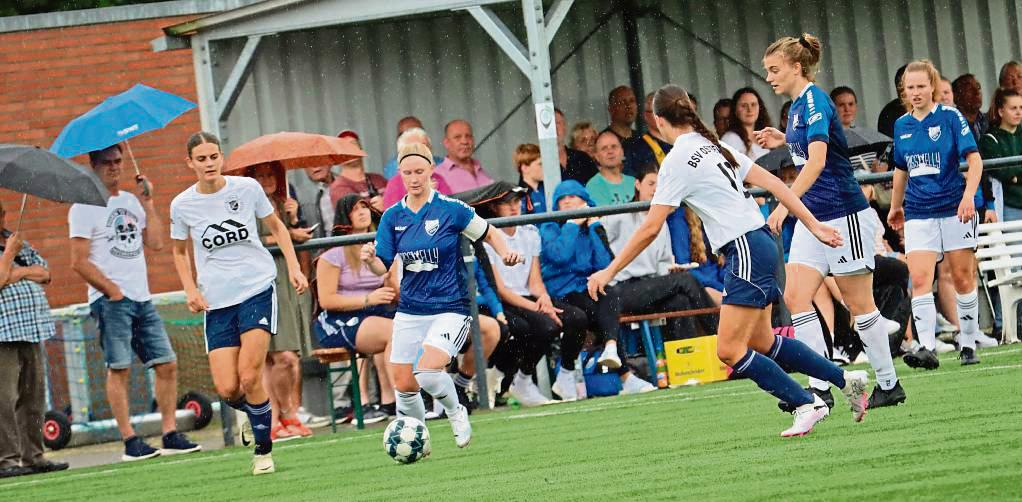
[90,297,177,370]
[313,305,395,350]
[204,286,276,352]
[719,226,782,309]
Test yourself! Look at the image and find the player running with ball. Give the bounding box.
[588,85,870,437]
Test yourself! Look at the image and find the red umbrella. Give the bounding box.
[224,131,366,173]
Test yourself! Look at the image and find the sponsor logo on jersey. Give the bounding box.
[906,152,941,176]
[424,219,440,236]
[928,126,941,141]
[200,219,249,250]
[105,208,143,259]
[900,133,912,139]
[792,114,799,127]
[807,112,823,125]
[395,225,408,232]
[224,194,242,214]
[400,248,440,272]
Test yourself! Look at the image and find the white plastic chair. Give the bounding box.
[976,220,1022,344]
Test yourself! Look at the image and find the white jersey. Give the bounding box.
[68,191,151,303]
[652,132,764,253]
[484,224,540,297]
[170,176,277,310]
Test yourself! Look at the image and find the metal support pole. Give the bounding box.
[620,0,645,133]
[522,0,561,210]
[461,237,490,410]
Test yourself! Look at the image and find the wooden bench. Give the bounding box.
[311,348,365,432]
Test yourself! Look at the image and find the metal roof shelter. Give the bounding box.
[159,0,577,206]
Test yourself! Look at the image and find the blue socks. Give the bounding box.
[246,399,272,455]
[733,349,813,406]
[767,335,846,389]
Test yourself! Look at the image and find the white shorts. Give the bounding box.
[389,312,472,365]
[904,215,977,256]
[788,207,878,276]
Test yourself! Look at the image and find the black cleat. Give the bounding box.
[903,348,940,370]
[959,347,981,365]
[867,381,907,409]
[778,387,834,413]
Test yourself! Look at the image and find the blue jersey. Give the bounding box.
[892,104,979,220]
[786,83,869,221]
[375,191,489,316]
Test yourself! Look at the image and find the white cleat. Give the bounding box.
[620,374,657,395]
[252,453,275,475]
[551,368,579,402]
[840,370,869,422]
[974,333,1000,349]
[509,376,553,407]
[598,346,622,369]
[781,394,830,437]
[448,404,472,448]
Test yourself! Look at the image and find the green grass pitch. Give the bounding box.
[3,346,1021,501]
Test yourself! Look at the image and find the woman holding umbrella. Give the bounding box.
[170,132,307,476]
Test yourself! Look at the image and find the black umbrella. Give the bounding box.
[450,181,526,207]
[0,144,110,231]
[844,127,892,157]
[755,148,795,172]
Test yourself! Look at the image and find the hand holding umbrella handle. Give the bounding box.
[136,175,152,199]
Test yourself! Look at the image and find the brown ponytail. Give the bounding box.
[764,33,823,81]
[684,208,707,264]
[653,84,741,169]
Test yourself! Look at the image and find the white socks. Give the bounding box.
[911,293,937,351]
[791,311,830,391]
[956,289,980,350]
[396,390,425,422]
[415,369,460,416]
[855,310,898,391]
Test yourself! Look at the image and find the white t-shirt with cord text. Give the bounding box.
[69,191,152,304]
[170,176,277,310]
[652,132,765,253]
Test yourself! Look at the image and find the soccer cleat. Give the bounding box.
[959,347,981,365]
[620,374,656,395]
[122,436,161,462]
[781,394,830,437]
[778,387,833,413]
[974,333,1000,349]
[597,346,622,369]
[160,431,201,455]
[551,368,578,402]
[252,453,275,475]
[867,381,906,409]
[448,404,472,448]
[240,418,254,447]
[840,370,869,422]
[509,376,553,407]
[903,347,940,370]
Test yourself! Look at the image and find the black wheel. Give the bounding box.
[42,410,72,450]
[177,392,213,430]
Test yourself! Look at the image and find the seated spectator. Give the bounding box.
[982,87,1022,219]
[954,74,998,222]
[246,162,315,439]
[329,130,387,212]
[603,85,640,145]
[383,116,427,180]
[480,189,587,406]
[555,109,599,183]
[877,64,909,138]
[516,143,547,214]
[436,119,494,193]
[382,127,451,208]
[602,164,718,340]
[313,194,398,423]
[712,98,732,138]
[721,87,771,160]
[540,180,655,399]
[624,92,673,172]
[586,131,637,206]
[569,120,598,160]
[665,201,725,306]
[831,86,878,173]
[938,77,955,106]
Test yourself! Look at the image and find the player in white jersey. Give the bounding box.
[588,85,870,437]
[169,132,308,475]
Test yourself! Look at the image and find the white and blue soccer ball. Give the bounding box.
[383,417,431,464]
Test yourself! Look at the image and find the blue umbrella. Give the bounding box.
[49,84,195,191]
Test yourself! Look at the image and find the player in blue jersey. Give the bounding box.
[888,60,993,368]
[589,84,870,437]
[754,34,905,409]
[361,142,522,448]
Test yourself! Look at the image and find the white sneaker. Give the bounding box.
[297,407,331,429]
[936,313,957,333]
[900,339,920,354]
[840,370,869,422]
[448,405,472,448]
[974,333,1000,349]
[781,394,830,437]
[551,368,578,402]
[597,344,622,369]
[852,351,870,365]
[509,375,552,407]
[252,453,275,475]
[885,318,901,336]
[935,339,956,354]
[485,368,504,408]
[620,374,656,395]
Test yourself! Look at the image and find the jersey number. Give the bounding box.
[717,162,751,198]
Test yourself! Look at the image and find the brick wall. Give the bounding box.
[0,16,201,308]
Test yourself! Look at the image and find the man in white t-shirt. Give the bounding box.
[69,144,199,461]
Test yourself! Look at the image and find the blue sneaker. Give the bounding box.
[122,436,161,462]
[161,431,201,456]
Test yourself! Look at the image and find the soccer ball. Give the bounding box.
[383,417,431,464]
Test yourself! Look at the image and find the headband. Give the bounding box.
[398,153,433,166]
[798,35,811,49]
